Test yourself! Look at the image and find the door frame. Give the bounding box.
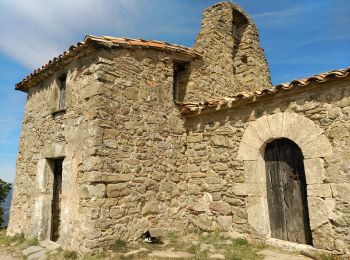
[237,112,333,246]
[33,141,68,242]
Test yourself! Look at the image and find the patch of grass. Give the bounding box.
[0,227,39,248]
[232,238,249,246]
[150,230,266,260]
[223,239,266,260]
[0,229,41,259]
[194,230,266,260]
[172,236,194,250]
[187,244,199,254]
[167,231,180,243]
[27,237,39,246]
[82,252,107,260]
[141,240,164,251]
[4,227,340,260]
[62,250,78,259]
[314,252,341,260]
[0,228,26,246]
[111,238,128,253]
[198,230,226,248]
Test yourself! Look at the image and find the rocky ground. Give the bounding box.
[0,228,339,260]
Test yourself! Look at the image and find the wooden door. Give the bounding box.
[51,159,63,242]
[264,139,312,245]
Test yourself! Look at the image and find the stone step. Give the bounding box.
[22,246,44,257]
[258,249,312,260]
[39,240,60,252]
[28,250,47,260]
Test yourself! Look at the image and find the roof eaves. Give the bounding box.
[15,40,92,92]
[180,66,350,116]
[16,35,202,92]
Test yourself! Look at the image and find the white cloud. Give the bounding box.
[252,6,301,20]
[251,2,330,26]
[0,0,159,69]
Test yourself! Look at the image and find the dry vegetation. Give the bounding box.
[0,228,341,260]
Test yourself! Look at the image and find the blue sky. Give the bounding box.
[0,0,349,182]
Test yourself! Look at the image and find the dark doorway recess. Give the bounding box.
[264,138,312,245]
[50,158,63,242]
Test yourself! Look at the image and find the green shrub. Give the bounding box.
[0,179,11,226]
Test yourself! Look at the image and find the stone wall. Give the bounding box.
[7,52,104,251]
[184,78,350,255]
[74,47,191,250]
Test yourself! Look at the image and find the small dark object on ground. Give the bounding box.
[142,228,164,243]
[143,231,159,243]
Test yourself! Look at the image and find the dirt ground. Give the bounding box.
[0,245,21,260]
[0,228,339,260]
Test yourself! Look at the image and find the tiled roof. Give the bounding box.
[179,66,350,115]
[86,35,202,56]
[16,35,202,92]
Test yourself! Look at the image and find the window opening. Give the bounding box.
[58,74,66,109]
[173,61,189,102]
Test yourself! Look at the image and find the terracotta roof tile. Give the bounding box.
[16,35,202,91]
[128,40,148,46]
[180,66,350,115]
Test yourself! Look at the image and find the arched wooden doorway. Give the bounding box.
[264,138,313,245]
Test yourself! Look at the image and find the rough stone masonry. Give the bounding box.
[7,1,350,256]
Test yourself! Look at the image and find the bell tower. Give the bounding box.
[193,2,271,97]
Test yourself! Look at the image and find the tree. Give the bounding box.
[0,178,11,226]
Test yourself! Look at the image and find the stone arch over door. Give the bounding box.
[237,112,333,243]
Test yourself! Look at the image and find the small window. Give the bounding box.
[173,61,189,102]
[58,74,67,109]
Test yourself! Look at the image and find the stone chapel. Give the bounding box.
[7,2,350,255]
